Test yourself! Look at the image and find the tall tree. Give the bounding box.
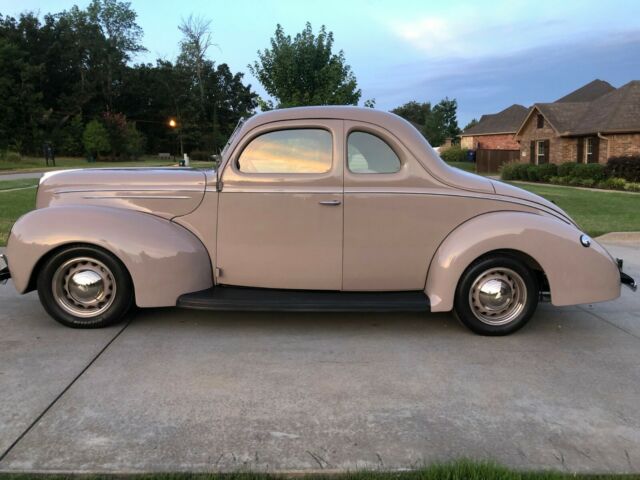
[391,101,432,126]
[249,22,361,108]
[85,0,145,109]
[178,15,215,110]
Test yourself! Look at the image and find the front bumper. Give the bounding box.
[0,254,10,284]
[617,258,637,292]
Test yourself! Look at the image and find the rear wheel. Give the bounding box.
[454,255,538,336]
[37,246,134,328]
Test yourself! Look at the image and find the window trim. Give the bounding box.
[536,140,546,165]
[585,137,594,163]
[234,127,334,175]
[346,130,402,175]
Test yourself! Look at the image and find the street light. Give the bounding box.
[167,118,183,156]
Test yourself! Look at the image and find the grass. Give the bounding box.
[0,180,37,246]
[0,460,637,480]
[1,179,639,247]
[513,183,640,237]
[445,161,476,173]
[0,155,214,172]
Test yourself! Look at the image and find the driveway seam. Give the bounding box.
[578,305,640,342]
[0,320,132,465]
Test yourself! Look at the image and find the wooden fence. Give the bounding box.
[475,149,520,174]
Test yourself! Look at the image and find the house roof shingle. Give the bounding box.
[554,79,615,103]
[461,104,529,136]
[570,81,640,135]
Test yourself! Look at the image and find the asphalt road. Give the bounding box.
[0,242,639,474]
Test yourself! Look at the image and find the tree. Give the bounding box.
[391,98,461,147]
[178,15,215,110]
[391,101,431,126]
[85,0,146,109]
[463,118,479,131]
[249,23,361,108]
[83,119,110,157]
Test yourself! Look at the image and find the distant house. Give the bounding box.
[515,79,640,164]
[460,104,529,150]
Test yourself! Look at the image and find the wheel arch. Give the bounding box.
[7,205,214,307]
[425,211,620,312]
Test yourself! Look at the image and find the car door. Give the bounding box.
[216,120,344,290]
[342,121,443,291]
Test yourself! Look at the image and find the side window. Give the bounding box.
[347,131,401,174]
[237,129,332,174]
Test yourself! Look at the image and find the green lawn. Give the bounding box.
[514,183,640,237]
[0,460,636,480]
[445,161,476,172]
[0,155,214,172]
[0,180,37,246]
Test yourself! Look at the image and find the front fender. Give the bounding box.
[6,206,213,307]
[425,211,620,312]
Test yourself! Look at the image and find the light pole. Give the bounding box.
[168,118,183,157]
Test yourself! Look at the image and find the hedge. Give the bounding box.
[605,156,640,182]
[500,159,640,192]
[440,146,468,163]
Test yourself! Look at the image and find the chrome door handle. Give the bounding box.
[319,200,341,206]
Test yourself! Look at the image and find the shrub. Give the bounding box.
[550,176,569,185]
[440,146,468,163]
[572,163,605,181]
[624,182,640,192]
[558,162,578,177]
[499,162,517,180]
[568,177,582,186]
[83,120,111,158]
[603,177,627,190]
[3,151,21,163]
[526,165,539,182]
[578,178,595,188]
[605,156,640,182]
[536,163,558,181]
[512,163,530,180]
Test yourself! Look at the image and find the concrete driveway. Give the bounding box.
[0,242,638,474]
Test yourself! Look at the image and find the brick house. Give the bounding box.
[514,80,640,164]
[460,104,529,150]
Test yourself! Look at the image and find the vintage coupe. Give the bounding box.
[0,107,636,335]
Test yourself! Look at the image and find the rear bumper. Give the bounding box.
[617,258,637,292]
[0,254,10,284]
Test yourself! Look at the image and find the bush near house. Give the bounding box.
[439,146,468,163]
[605,156,640,182]
[500,160,640,192]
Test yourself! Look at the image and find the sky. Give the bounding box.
[3,0,640,125]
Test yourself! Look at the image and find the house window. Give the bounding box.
[537,140,546,164]
[537,114,544,129]
[585,137,594,163]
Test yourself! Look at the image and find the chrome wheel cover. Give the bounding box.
[469,267,527,326]
[51,257,116,318]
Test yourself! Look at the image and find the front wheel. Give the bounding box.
[454,255,538,336]
[37,245,134,328]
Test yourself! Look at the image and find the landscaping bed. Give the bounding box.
[500,157,640,192]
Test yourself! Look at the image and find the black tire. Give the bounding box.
[37,245,134,328]
[453,255,538,336]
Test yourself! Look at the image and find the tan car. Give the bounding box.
[1,107,636,335]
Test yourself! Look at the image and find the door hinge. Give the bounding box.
[215,267,223,277]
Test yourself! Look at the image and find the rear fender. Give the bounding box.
[426,211,620,312]
[6,205,213,307]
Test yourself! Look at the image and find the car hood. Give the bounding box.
[36,168,207,219]
[491,179,576,225]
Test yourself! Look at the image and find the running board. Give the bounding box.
[177,286,430,312]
